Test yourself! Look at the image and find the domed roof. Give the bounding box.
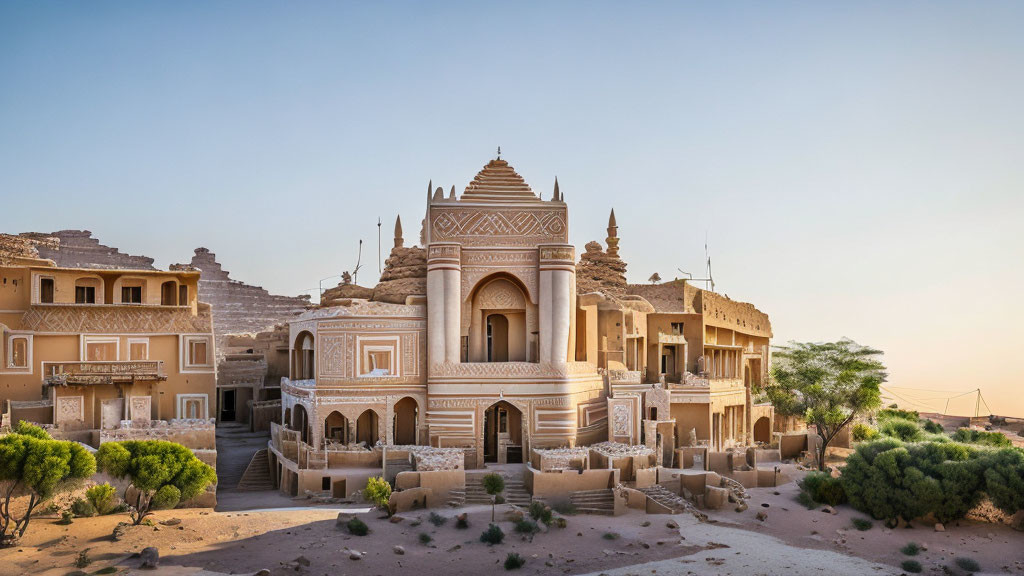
[461,158,539,202]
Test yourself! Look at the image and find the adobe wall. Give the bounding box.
[526,467,618,506]
[395,469,465,508]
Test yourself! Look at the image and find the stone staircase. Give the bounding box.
[639,484,707,520]
[569,489,615,515]
[236,449,274,491]
[448,473,531,507]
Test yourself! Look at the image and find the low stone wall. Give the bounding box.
[395,469,465,508]
[102,419,216,451]
[326,450,379,468]
[532,447,588,471]
[526,467,619,506]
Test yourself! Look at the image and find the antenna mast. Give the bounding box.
[377,217,382,274]
[704,231,715,292]
[353,240,363,286]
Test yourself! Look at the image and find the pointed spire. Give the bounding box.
[394,215,404,249]
[427,179,433,203]
[606,208,620,258]
[433,186,444,201]
[449,185,456,199]
[552,177,560,201]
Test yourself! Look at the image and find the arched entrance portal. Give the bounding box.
[469,276,530,363]
[753,417,771,444]
[486,314,509,362]
[483,401,522,464]
[356,409,379,446]
[325,411,351,444]
[393,397,418,445]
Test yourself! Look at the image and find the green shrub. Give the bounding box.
[796,490,817,509]
[602,532,620,540]
[878,408,919,422]
[482,473,505,496]
[418,532,433,545]
[841,438,987,523]
[800,471,847,506]
[952,428,1012,447]
[514,518,539,535]
[428,511,447,527]
[852,423,879,442]
[504,552,525,570]
[346,517,369,536]
[480,523,504,545]
[71,498,96,518]
[851,517,872,531]
[901,559,922,573]
[878,419,923,442]
[981,447,1024,514]
[900,542,920,556]
[922,420,944,434]
[364,476,392,511]
[85,483,118,515]
[528,501,553,525]
[955,557,980,572]
[151,485,181,510]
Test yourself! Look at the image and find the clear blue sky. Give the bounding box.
[1,1,1022,415]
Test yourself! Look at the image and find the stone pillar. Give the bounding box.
[539,245,575,365]
[427,243,461,367]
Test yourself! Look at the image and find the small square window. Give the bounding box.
[122,286,142,304]
[40,278,54,303]
[189,340,208,366]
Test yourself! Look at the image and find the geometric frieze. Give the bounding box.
[430,207,568,247]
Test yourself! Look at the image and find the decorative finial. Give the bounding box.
[553,177,560,201]
[433,186,443,201]
[427,179,432,202]
[449,185,456,199]
[394,215,404,249]
[496,146,501,160]
[606,208,620,258]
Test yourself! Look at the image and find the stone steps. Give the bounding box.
[236,449,274,491]
[569,488,614,515]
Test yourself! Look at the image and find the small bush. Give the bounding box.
[514,518,540,535]
[365,476,392,510]
[796,490,817,509]
[418,532,433,545]
[74,549,92,568]
[952,428,1011,447]
[482,473,505,496]
[922,420,944,434]
[504,552,525,570]
[428,511,448,527]
[851,517,873,531]
[71,498,96,518]
[480,523,505,545]
[901,559,922,573]
[800,471,847,506]
[852,423,879,442]
[878,408,919,422]
[900,542,920,556]
[879,419,923,442]
[552,502,577,515]
[346,517,369,536]
[494,494,506,504]
[955,557,981,573]
[528,501,553,525]
[455,515,469,529]
[601,532,620,540]
[86,483,118,515]
[151,485,181,510]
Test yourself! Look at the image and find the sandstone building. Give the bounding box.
[0,234,216,449]
[271,156,774,497]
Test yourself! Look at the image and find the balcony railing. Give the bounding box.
[657,332,687,345]
[44,361,166,386]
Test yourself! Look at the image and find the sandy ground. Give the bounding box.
[2,484,1021,576]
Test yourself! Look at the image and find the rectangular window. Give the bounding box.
[40,278,54,303]
[75,286,96,304]
[178,285,188,306]
[129,340,148,360]
[86,341,118,361]
[10,337,28,368]
[499,409,508,433]
[189,340,208,366]
[670,322,684,336]
[121,286,142,304]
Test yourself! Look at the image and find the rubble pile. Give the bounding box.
[590,441,655,458]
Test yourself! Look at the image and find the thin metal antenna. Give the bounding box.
[377,217,382,274]
[704,232,715,292]
[353,240,363,286]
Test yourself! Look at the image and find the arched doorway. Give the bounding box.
[483,401,522,464]
[293,332,315,380]
[325,411,351,444]
[292,404,309,444]
[393,397,418,445]
[469,276,530,363]
[160,281,177,306]
[753,417,771,444]
[356,409,379,446]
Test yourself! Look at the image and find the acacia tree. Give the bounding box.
[765,339,885,470]
[96,440,216,525]
[0,422,96,546]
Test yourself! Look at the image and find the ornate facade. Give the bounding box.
[275,155,774,494]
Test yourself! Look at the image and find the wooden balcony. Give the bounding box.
[44,361,166,386]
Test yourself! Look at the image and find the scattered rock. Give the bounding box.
[336,513,353,527]
[254,571,271,576]
[159,518,182,526]
[666,520,678,529]
[735,502,748,513]
[640,521,650,527]
[393,545,405,555]
[934,523,945,532]
[389,515,404,524]
[821,506,834,514]
[294,555,311,567]
[349,551,362,560]
[755,511,768,522]
[139,547,159,569]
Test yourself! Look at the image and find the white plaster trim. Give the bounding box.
[4,332,33,373]
[179,334,215,373]
[81,335,120,361]
[176,393,209,419]
[127,337,150,360]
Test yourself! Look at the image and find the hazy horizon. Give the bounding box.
[1,1,1021,417]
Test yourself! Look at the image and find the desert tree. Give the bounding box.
[482,473,505,522]
[765,339,885,470]
[0,422,96,546]
[96,440,215,525]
